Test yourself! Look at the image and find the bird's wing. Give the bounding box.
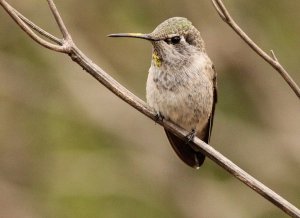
[202,64,218,143]
[164,64,217,168]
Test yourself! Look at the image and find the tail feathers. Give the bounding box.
[164,129,205,168]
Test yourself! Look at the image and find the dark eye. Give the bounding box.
[171,36,181,44]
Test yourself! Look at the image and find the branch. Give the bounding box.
[13,7,62,45]
[0,0,66,52]
[212,0,300,99]
[46,0,70,41]
[0,1,299,217]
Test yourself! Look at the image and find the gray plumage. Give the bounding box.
[109,17,217,168]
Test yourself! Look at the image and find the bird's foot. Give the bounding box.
[185,129,196,144]
[154,112,164,124]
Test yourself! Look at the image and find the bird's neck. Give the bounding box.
[151,50,207,74]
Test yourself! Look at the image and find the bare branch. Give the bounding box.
[212,0,230,22]
[13,8,62,45]
[212,0,300,99]
[0,0,65,52]
[47,0,71,41]
[270,50,278,62]
[1,1,300,217]
[211,0,226,21]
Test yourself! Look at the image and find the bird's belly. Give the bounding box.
[146,73,213,131]
[159,92,200,130]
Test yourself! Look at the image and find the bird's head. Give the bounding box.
[109,17,205,68]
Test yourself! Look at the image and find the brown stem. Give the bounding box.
[47,0,71,41]
[13,8,62,45]
[212,0,300,98]
[0,0,65,52]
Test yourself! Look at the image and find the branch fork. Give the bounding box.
[212,0,300,98]
[0,0,299,217]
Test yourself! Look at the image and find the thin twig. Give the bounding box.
[13,8,62,45]
[0,1,300,217]
[270,50,278,62]
[47,0,71,41]
[211,0,226,21]
[212,0,300,99]
[0,0,65,52]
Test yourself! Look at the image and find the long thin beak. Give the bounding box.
[108,33,158,41]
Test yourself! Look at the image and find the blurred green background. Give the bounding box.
[0,1,299,217]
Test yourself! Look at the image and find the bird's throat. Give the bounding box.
[152,51,162,67]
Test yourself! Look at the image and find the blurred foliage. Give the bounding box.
[0,0,299,218]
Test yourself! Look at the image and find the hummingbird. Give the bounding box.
[109,17,217,168]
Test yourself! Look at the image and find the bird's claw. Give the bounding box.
[185,129,196,144]
[155,112,164,123]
